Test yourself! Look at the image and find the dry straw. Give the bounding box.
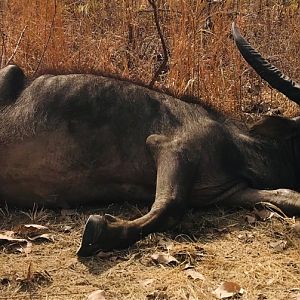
[1,0,300,116]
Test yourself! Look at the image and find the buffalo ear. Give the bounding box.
[250,115,297,139]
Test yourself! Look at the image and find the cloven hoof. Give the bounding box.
[76,214,134,257]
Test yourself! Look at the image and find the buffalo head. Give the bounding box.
[232,24,300,158]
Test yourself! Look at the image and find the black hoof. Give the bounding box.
[76,214,106,257]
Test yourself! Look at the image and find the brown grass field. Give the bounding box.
[0,0,300,299]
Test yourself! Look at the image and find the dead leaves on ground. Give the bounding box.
[148,247,245,300]
[87,289,107,300]
[184,268,205,281]
[150,240,206,268]
[147,242,207,299]
[17,262,52,292]
[1,262,52,292]
[245,203,299,248]
[151,252,179,266]
[0,231,31,254]
[17,224,55,243]
[212,281,244,299]
[246,202,291,224]
[155,239,205,263]
[15,224,49,237]
[0,223,54,254]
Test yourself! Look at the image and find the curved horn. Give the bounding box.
[232,22,300,105]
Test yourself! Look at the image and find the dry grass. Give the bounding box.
[1,1,300,299]
[0,205,299,299]
[1,0,300,116]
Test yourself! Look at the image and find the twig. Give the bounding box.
[139,8,180,14]
[32,0,57,77]
[148,0,169,88]
[5,25,28,65]
[0,30,5,68]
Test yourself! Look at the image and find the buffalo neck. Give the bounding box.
[237,131,298,190]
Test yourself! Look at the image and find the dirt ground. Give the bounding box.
[0,203,299,300]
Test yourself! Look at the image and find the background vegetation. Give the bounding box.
[1,0,300,117]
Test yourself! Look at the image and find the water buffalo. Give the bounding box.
[0,24,299,256]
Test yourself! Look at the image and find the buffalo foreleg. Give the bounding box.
[77,134,197,256]
[227,187,300,216]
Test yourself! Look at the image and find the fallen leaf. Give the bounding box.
[0,233,30,253]
[24,224,48,230]
[183,262,195,270]
[15,224,49,238]
[28,233,54,243]
[87,290,106,300]
[212,281,244,299]
[150,252,179,266]
[184,269,205,280]
[254,202,288,221]
[140,278,155,288]
[16,241,32,255]
[17,264,52,291]
[18,274,51,291]
[270,240,287,252]
[168,244,204,263]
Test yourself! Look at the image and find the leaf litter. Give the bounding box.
[0,223,54,253]
[86,289,107,300]
[254,202,288,221]
[0,207,299,299]
[2,262,53,292]
[184,268,205,281]
[0,232,31,253]
[212,281,244,299]
[150,252,179,266]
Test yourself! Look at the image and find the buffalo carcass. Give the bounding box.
[0,24,299,257]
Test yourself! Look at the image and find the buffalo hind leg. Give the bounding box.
[77,134,197,257]
[227,187,300,216]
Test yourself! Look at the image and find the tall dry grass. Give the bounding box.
[1,0,300,116]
